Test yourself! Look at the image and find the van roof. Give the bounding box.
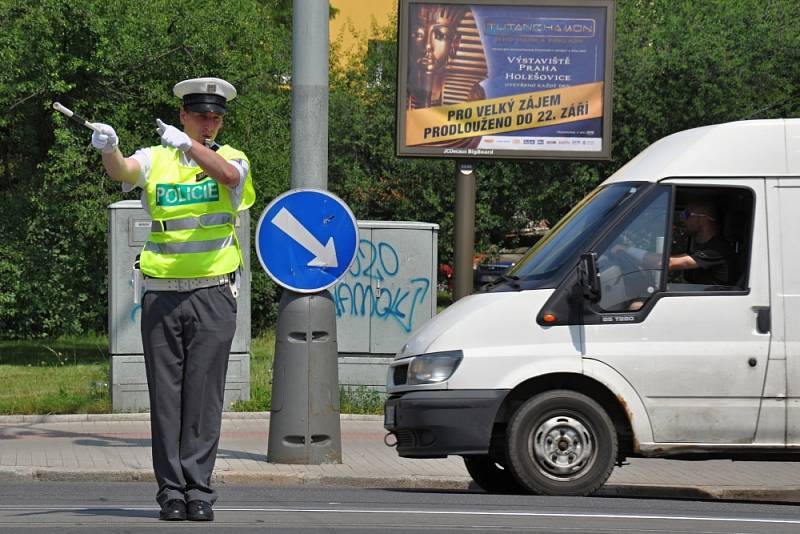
[602,119,800,185]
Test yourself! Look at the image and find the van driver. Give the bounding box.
[613,199,738,288]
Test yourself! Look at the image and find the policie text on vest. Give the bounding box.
[156,181,220,207]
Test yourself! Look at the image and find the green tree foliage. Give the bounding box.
[329,0,799,263]
[614,0,799,159]
[0,0,291,338]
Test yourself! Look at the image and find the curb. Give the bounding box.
[0,467,471,491]
[213,472,473,491]
[2,467,798,502]
[599,484,800,503]
[0,413,384,424]
[0,468,155,483]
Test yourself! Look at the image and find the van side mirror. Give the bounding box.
[577,252,601,302]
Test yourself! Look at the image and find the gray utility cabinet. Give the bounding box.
[108,200,251,412]
[333,221,438,390]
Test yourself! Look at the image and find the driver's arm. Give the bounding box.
[669,254,699,271]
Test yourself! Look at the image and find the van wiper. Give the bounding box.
[490,273,521,288]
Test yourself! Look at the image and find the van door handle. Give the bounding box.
[756,308,770,334]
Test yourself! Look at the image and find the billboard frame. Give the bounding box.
[395,0,616,160]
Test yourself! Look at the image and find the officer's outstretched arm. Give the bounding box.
[91,123,141,185]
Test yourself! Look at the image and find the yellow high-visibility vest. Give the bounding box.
[139,145,255,278]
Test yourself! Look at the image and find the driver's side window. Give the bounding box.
[595,189,670,312]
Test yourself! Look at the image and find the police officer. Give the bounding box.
[92,77,255,521]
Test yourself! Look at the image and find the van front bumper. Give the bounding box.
[383,389,509,458]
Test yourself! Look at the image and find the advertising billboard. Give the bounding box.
[396,0,615,159]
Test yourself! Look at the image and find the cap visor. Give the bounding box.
[184,103,226,114]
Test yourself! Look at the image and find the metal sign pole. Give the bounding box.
[267,0,341,464]
[290,0,328,189]
[453,161,476,301]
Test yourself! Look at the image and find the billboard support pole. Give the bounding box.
[453,160,476,301]
[267,0,342,465]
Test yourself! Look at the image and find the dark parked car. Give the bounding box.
[473,247,528,290]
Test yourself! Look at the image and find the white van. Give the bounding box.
[384,119,800,496]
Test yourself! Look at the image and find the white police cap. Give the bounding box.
[173,77,237,114]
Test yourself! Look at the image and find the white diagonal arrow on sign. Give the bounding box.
[271,207,338,268]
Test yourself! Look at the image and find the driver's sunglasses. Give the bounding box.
[680,208,714,221]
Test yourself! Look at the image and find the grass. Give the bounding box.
[0,335,111,414]
[0,331,385,416]
[228,332,275,412]
[340,385,386,415]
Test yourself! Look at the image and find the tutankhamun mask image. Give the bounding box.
[407,5,488,110]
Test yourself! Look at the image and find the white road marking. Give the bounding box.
[0,505,798,526]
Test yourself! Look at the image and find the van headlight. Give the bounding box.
[407,351,463,385]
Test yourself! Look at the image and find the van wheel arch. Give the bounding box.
[490,374,634,463]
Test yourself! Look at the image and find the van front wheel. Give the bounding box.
[506,390,617,496]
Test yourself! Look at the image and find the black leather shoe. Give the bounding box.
[187,500,214,521]
[159,499,186,521]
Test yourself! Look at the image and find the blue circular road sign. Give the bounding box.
[255,189,358,293]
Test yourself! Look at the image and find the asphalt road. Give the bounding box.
[1,481,799,533]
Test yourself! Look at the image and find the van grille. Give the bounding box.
[393,364,408,386]
[395,429,415,448]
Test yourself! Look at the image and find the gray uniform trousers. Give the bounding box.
[141,283,237,505]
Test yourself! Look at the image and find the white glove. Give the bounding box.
[91,123,119,154]
[156,119,192,152]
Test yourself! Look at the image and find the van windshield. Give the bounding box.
[508,183,644,284]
